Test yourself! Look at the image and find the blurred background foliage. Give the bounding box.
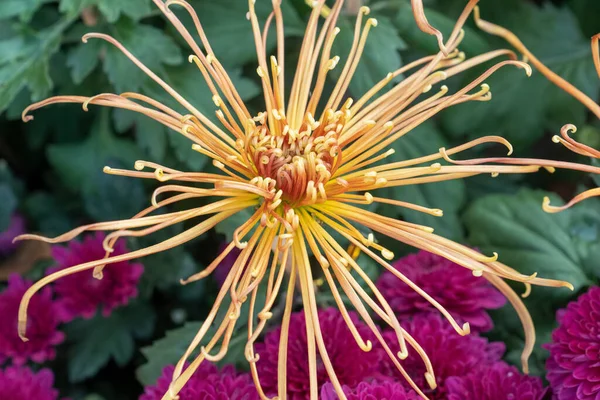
[0,0,599,398]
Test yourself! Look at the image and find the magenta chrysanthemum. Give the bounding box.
[254,308,381,399]
[545,286,600,400]
[446,361,547,400]
[379,313,505,399]
[0,274,64,365]
[376,250,506,332]
[50,232,143,321]
[320,381,420,400]
[0,366,62,400]
[0,213,25,256]
[140,363,258,400]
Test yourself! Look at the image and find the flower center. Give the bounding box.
[244,109,346,205]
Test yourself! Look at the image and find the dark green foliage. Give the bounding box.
[1,0,599,398]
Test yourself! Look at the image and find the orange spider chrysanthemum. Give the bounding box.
[14,1,600,399]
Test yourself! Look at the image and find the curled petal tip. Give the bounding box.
[12,235,24,244]
[258,311,273,320]
[521,283,532,298]
[81,33,94,43]
[541,196,558,213]
[461,322,471,335]
[562,123,577,134]
[425,372,437,390]
[18,320,28,342]
[381,249,394,260]
[482,251,499,262]
[552,135,561,144]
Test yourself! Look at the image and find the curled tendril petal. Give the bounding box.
[485,273,534,374]
[411,0,448,55]
[553,124,600,159]
[543,188,600,213]
[522,283,532,299]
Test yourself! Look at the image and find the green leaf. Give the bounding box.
[464,189,600,374]
[464,189,596,296]
[0,18,72,113]
[567,0,600,38]
[23,192,75,237]
[330,15,406,100]
[142,63,259,170]
[134,227,196,297]
[180,0,304,67]
[0,0,52,21]
[82,161,146,221]
[168,133,208,171]
[47,111,143,192]
[215,207,255,242]
[60,0,152,21]
[441,4,599,148]
[113,109,168,162]
[378,120,466,241]
[66,302,156,383]
[136,321,201,386]
[143,63,260,119]
[67,39,102,84]
[393,2,489,56]
[0,185,17,230]
[593,158,600,188]
[102,18,183,93]
[95,0,152,22]
[137,286,268,384]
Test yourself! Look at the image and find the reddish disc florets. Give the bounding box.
[243,108,348,205]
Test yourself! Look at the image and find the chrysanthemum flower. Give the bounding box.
[320,381,419,400]
[0,213,25,256]
[376,250,505,332]
[0,366,62,400]
[254,308,380,399]
[378,313,504,399]
[141,363,258,400]
[49,232,143,321]
[545,286,600,400]
[446,361,547,400]
[0,274,64,365]
[14,0,600,398]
